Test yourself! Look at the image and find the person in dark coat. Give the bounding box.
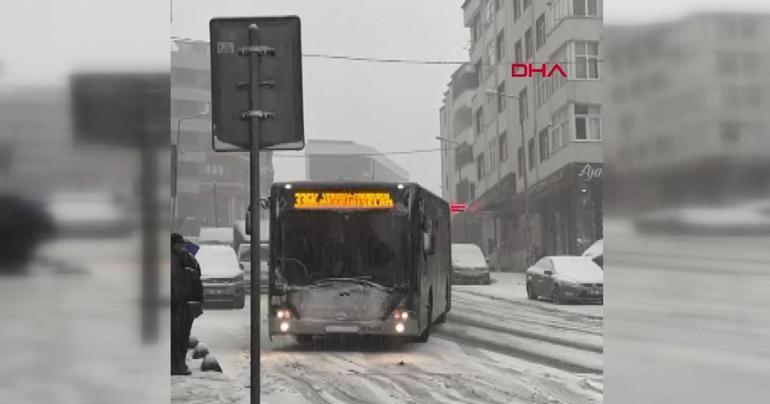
[171,233,203,375]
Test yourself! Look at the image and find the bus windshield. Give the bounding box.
[275,209,409,288]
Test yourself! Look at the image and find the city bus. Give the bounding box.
[266,181,451,343]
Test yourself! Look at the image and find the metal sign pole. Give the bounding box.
[247,23,263,404]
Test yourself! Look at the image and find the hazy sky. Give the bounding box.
[2,0,769,193]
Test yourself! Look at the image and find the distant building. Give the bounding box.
[172,38,274,234]
[441,0,603,271]
[604,13,770,210]
[304,139,408,182]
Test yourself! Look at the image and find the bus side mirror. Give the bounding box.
[245,209,252,235]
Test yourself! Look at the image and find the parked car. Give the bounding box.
[196,244,245,308]
[582,239,603,268]
[451,243,491,285]
[526,256,603,304]
[198,227,234,247]
[634,199,770,235]
[237,242,270,294]
[46,192,130,238]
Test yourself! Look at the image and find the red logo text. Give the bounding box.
[511,63,567,78]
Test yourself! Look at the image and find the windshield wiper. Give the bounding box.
[313,277,390,290]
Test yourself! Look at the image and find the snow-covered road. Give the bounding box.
[172,273,604,404]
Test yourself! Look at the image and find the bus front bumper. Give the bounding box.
[269,317,421,337]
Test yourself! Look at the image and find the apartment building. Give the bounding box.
[604,13,770,210]
[304,139,408,182]
[441,0,603,271]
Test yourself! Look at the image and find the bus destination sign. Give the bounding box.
[293,191,394,210]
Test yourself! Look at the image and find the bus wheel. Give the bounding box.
[415,296,432,343]
[435,282,450,324]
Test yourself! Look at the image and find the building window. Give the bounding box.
[489,139,498,172]
[497,82,506,112]
[518,88,528,123]
[549,43,568,91]
[549,0,570,27]
[483,0,495,28]
[536,14,546,49]
[471,14,481,45]
[523,0,531,11]
[475,107,484,136]
[496,30,505,63]
[486,41,496,70]
[537,77,549,107]
[525,28,533,60]
[514,40,523,63]
[551,105,569,151]
[514,0,521,21]
[527,138,536,170]
[575,41,600,79]
[477,152,486,180]
[517,146,524,177]
[539,127,550,162]
[574,104,601,140]
[499,131,508,162]
[574,0,599,17]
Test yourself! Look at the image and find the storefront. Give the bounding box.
[452,163,603,272]
[530,162,603,257]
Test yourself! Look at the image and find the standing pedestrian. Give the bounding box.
[171,233,204,375]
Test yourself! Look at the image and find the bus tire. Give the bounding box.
[435,282,450,324]
[415,293,433,343]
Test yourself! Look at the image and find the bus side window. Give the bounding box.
[423,217,436,255]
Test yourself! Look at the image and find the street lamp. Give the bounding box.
[172,106,210,228]
[486,88,532,267]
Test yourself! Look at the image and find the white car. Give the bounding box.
[526,256,603,304]
[451,243,491,285]
[197,227,234,247]
[582,239,603,268]
[237,242,270,294]
[635,199,770,235]
[196,244,245,308]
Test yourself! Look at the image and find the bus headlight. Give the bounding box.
[395,323,405,333]
[393,310,410,320]
[280,322,290,332]
[276,309,292,319]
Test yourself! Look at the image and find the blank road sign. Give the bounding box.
[210,16,304,151]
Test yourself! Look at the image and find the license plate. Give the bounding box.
[208,289,226,295]
[325,325,359,333]
[589,290,601,295]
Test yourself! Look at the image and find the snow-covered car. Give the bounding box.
[581,239,603,268]
[196,244,245,308]
[634,199,770,235]
[46,192,130,238]
[451,243,491,285]
[237,242,270,294]
[197,227,234,247]
[526,256,603,304]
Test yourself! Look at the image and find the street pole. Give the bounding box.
[213,183,219,227]
[519,114,530,266]
[247,23,263,404]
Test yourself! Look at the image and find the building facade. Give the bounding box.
[172,38,274,235]
[604,13,770,211]
[304,139,409,182]
[441,0,604,271]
